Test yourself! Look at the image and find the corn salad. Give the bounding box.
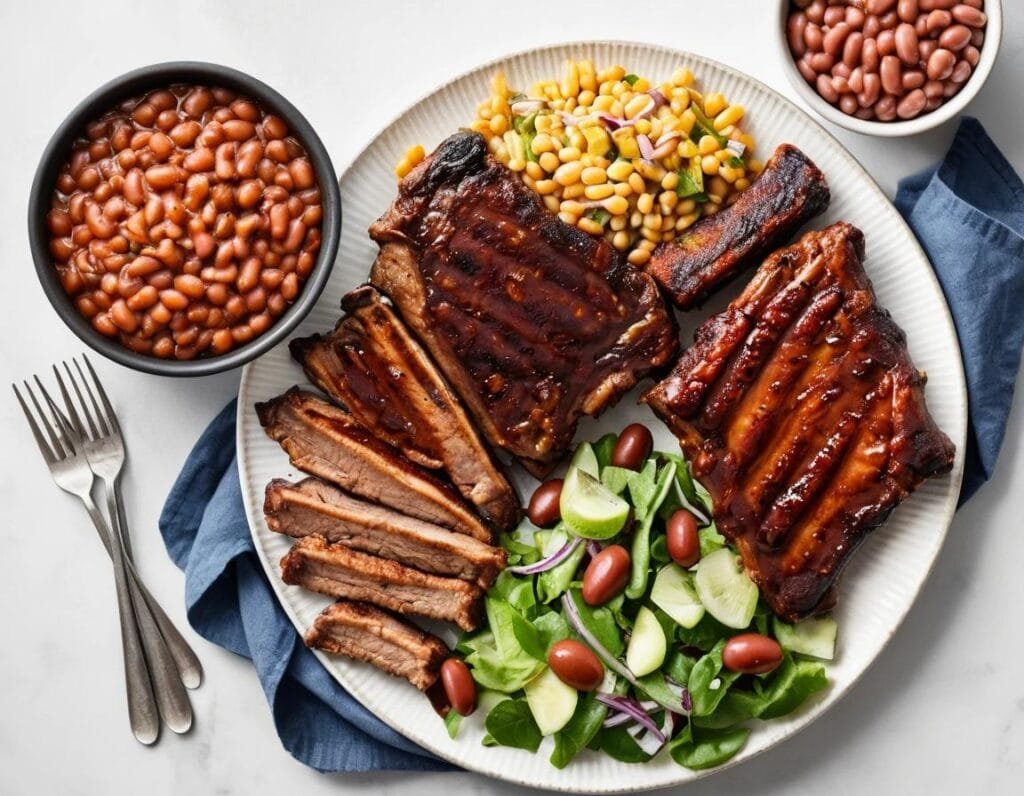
[396,60,761,265]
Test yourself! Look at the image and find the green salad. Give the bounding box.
[441,426,837,771]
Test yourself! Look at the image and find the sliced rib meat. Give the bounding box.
[256,388,492,542]
[281,536,484,631]
[290,285,520,530]
[647,144,830,309]
[305,600,448,691]
[264,477,506,587]
[643,222,955,621]
[369,130,678,477]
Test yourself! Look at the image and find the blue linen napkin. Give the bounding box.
[160,116,1022,773]
[895,117,1024,504]
[159,399,452,772]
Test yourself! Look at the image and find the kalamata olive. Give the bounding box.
[548,639,605,691]
[611,423,654,470]
[582,544,631,606]
[667,509,701,567]
[528,478,564,528]
[722,633,784,675]
[440,658,477,716]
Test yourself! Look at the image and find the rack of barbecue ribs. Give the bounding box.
[290,285,520,531]
[368,130,678,477]
[643,222,955,621]
[646,144,830,310]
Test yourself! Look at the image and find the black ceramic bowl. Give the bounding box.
[28,61,341,377]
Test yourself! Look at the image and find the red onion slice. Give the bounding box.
[506,537,582,575]
[726,139,747,157]
[511,99,547,115]
[637,134,655,161]
[562,593,639,687]
[595,694,666,744]
[626,720,667,756]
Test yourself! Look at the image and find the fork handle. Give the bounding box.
[104,489,192,733]
[82,494,159,745]
[96,475,203,689]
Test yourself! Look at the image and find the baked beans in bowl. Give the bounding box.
[29,62,341,376]
[775,0,1002,137]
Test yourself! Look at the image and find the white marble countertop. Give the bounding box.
[1,1,1022,793]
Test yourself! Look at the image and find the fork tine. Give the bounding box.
[12,384,56,465]
[53,364,93,441]
[24,379,70,459]
[72,358,109,437]
[83,354,122,436]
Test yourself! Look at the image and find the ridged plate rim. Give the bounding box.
[237,40,967,792]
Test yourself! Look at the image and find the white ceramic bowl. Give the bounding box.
[775,0,1002,137]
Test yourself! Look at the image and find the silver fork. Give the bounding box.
[51,359,195,734]
[14,380,159,745]
[57,356,203,691]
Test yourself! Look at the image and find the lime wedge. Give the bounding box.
[560,466,630,540]
[625,606,667,677]
[651,564,705,629]
[569,442,600,479]
[524,666,578,735]
[694,548,758,629]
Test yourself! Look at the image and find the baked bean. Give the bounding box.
[289,158,315,190]
[877,29,896,56]
[863,14,881,38]
[963,45,980,66]
[970,27,984,46]
[895,23,919,63]
[236,139,263,177]
[548,640,605,692]
[249,312,272,335]
[898,0,919,21]
[805,0,825,24]
[915,13,929,36]
[924,78,946,98]
[824,5,844,27]
[950,59,973,83]
[875,94,899,120]
[926,8,953,30]
[848,67,865,93]
[919,39,939,61]
[667,509,701,567]
[788,12,808,56]
[868,0,897,13]
[231,324,255,344]
[797,56,817,84]
[832,75,851,94]
[582,545,631,606]
[843,32,865,67]
[611,424,654,470]
[927,47,957,79]
[283,219,306,252]
[862,38,880,72]
[160,289,189,311]
[722,634,783,675]
[266,139,289,163]
[880,55,904,94]
[92,313,118,336]
[880,10,900,29]
[280,272,300,301]
[951,3,985,26]
[897,88,928,117]
[903,69,926,89]
[127,285,159,311]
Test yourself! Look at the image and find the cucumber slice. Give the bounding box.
[600,465,634,495]
[651,565,705,629]
[524,666,578,735]
[569,442,600,479]
[774,616,838,660]
[625,606,667,677]
[560,466,630,540]
[694,548,758,629]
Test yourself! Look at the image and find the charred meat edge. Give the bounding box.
[289,284,520,531]
[255,387,492,542]
[264,476,506,588]
[643,222,955,620]
[281,535,484,632]
[368,130,677,477]
[305,600,448,691]
[647,143,830,309]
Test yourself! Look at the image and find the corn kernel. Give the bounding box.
[661,171,679,191]
[671,67,694,87]
[703,92,727,117]
[624,94,653,119]
[633,78,651,93]
[630,210,643,229]
[489,115,509,135]
[747,158,764,174]
[628,172,646,195]
[581,166,607,185]
[613,230,631,251]
[676,212,700,231]
[662,229,676,242]
[677,139,699,159]
[558,146,582,163]
[714,105,745,132]
[607,160,634,182]
[698,135,720,156]
[584,183,615,200]
[525,161,544,180]
[659,190,678,211]
[554,161,584,186]
[636,192,654,215]
[558,210,579,226]
[507,158,526,172]
[735,177,751,191]
[562,183,585,199]
[531,133,556,155]
[634,118,653,136]
[534,179,558,195]
[539,151,560,173]
[677,198,697,215]
[642,213,662,232]
[715,149,734,163]
[635,160,666,182]
[593,94,615,111]
[627,248,651,266]
[610,215,627,231]
[602,195,629,216]
[578,89,596,107]
[701,155,719,175]
[578,217,604,236]
[543,194,560,213]
[614,182,633,197]
[394,158,411,178]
